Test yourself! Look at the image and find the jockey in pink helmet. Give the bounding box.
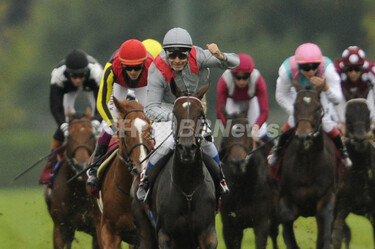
[267,42,352,169]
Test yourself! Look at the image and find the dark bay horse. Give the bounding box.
[220,110,279,249]
[46,108,100,249]
[98,98,153,249]
[332,98,375,249]
[278,86,337,249]
[133,82,217,249]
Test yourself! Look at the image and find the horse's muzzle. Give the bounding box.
[177,143,197,163]
[297,134,314,150]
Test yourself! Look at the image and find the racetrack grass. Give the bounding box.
[0,187,372,249]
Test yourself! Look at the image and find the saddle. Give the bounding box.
[96,139,120,181]
[269,134,344,181]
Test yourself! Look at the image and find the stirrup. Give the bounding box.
[343,157,352,169]
[136,185,149,202]
[267,152,278,167]
[87,169,99,187]
[220,179,230,194]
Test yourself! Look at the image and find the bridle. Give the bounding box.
[65,119,96,172]
[223,117,252,161]
[117,109,152,176]
[172,96,207,145]
[294,90,324,138]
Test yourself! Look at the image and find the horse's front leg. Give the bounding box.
[198,226,218,249]
[101,221,122,249]
[253,217,269,249]
[279,198,299,249]
[331,208,350,249]
[53,223,74,249]
[158,229,171,249]
[316,192,335,249]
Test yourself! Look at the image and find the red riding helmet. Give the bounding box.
[342,46,365,66]
[231,53,255,74]
[119,39,147,65]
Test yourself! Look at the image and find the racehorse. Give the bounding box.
[220,110,279,249]
[278,86,338,249]
[332,98,375,249]
[46,108,100,249]
[132,81,217,249]
[98,98,153,249]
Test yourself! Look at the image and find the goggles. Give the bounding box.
[233,73,251,80]
[299,63,320,72]
[166,50,190,60]
[69,72,86,78]
[123,65,143,72]
[346,65,363,72]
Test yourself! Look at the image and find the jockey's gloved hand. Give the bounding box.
[60,123,69,137]
[91,120,101,136]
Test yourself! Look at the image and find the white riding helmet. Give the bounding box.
[162,27,193,49]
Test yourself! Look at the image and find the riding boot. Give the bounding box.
[267,129,294,167]
[218,136,227,161]
[332,134,352,169]
[137,150,174,202]
[39,138,63,185]
[202,154,230,197]
[87,143,108,187]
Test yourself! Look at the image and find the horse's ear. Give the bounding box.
[222,104,229,120]
[170,78,183,98]
[67,109,74,122]
[193,83,210,100]
[242,102,249,117]
[86,106,92,118]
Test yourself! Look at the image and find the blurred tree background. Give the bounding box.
[1,0,375,187]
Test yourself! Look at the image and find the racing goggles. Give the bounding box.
[299,63,320,72]
[69,72,86,78]
[346,65,363,72]
[165,49,190,60]
[233,73,251,80]
[123,65,143,72]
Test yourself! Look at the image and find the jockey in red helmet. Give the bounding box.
[87,39,153,188]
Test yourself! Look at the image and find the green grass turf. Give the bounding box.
[0,187,372,248]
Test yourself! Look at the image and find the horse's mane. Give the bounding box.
[69,112,88,120]
[116,100,145,117]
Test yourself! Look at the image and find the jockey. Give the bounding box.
[39,49,103,186]
[332,46,375,133]
[136,27,240,201]
[87,39,153,187]
[142,39,163,59]
[267,42,352,169]
[216,53,270,158]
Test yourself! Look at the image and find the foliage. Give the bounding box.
[0,0,374,128]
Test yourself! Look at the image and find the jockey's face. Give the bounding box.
[166,48,190,72]
[123,64,144,80]
[233,73,250,88]
[70,76,85,87]
[299,63,320,80]
[346,65,363,82]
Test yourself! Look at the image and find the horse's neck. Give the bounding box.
[172,153,204,192]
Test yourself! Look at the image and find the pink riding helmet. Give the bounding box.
[294,43,323,64]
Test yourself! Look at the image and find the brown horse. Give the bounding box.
[98,98,153,249]
[220,110,279,249]
[132,82,217,249]
[46,108,100,249]
[332,98,375,249]
[278,86,337,249]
